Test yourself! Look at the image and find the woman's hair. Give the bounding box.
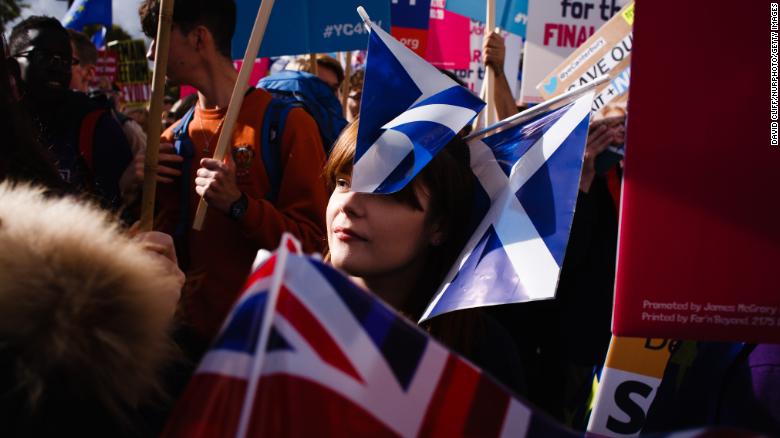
[325,120,484,351]
[0,33,64,189]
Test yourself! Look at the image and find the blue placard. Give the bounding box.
[391,0,432,30]
[445,0,528,38]
[232,0,391,59]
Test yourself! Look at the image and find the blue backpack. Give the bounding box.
[170,91,292,237]
[257,70,348,153]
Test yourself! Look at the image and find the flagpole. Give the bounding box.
[341,51,352,118]
[484,0,497,126]
[234,240,291,438]
[139,0,175,231]
[192,0,277,230]
[465,75,610,142]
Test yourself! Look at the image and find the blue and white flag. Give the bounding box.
[420,92,594,321]
[352,18,485,194]
[61,0,112,31]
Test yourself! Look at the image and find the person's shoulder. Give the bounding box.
[64,90,101,119]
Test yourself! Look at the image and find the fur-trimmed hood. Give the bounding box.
[0,182,179,430]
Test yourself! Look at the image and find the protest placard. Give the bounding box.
[612,0,780,343]
[391,0,432,57]
[446,20,523,99]
[425,0,470,70]
[588,337,673,437]
[232,0,390,59]
[91,48,118,90]
[109,39,151,110]
[445,0,528,38]
[521,0,629,104]
[537,2,633,115]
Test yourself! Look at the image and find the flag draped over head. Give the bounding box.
[162,234,577,438]
[62,0,112,31]
[352,15,485,194]
[421,92,594,322]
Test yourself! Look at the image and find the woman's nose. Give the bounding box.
[338,191,366,218]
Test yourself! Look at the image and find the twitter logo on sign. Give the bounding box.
[543,77,558,94]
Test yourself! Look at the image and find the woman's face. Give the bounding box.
[326,175,441,280]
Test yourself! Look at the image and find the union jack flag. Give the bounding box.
[162,235,575,438]
[351,13,485,194]
[421,92,594,321]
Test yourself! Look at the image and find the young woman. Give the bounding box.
[324,121,525,394]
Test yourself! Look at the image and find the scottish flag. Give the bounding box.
[352,18,485,193]
[62,0,112,31]
[420,92,595,321]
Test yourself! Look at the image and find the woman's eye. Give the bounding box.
[335,178,351,190]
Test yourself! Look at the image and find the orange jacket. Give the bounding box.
[157,89,328,340]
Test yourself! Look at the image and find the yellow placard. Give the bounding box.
[622,2,635,26]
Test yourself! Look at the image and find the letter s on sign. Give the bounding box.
[606,381,653,435]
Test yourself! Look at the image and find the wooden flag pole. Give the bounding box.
[485,0,497,126]
[192,0,277,230]
[139,0,175,231]
[341,51,352,117]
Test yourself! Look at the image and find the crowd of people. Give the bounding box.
[0,0,775,436]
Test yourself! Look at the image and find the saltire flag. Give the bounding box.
[162,234,578,438]
[61,0,112,31]
[352,15,485,194]
[420,91,594,321]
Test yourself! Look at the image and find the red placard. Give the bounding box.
[92,49,118,88]
[612,0,780,343]
[391,26,429,58]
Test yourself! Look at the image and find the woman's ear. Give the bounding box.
[429,220,446,247]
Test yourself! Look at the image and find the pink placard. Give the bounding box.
[180,58,270,99]
[425,7,470,70]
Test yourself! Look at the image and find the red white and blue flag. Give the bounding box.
[162,234,574,438]
[421,92,594,321]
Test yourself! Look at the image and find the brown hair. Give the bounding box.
[139,0,236,59]
[324,120,484,352]
[67,29,98,66]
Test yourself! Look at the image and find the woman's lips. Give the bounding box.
[333,226,367,242]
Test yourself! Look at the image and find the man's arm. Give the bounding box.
[483,30,519,121]
[196,108,328,254]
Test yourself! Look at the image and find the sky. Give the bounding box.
[12,0,145,40]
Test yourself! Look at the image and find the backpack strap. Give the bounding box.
[172,107,197,239]
[78,109,107,172]
[260,98,298,203]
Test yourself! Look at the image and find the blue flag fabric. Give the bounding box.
[391,0,432,30]
[445,0,528,38]
[420,93,594,321]
[232,0,390,59]
[62,0,112,31]
[91,26,107,49]
[351,19,485,194]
